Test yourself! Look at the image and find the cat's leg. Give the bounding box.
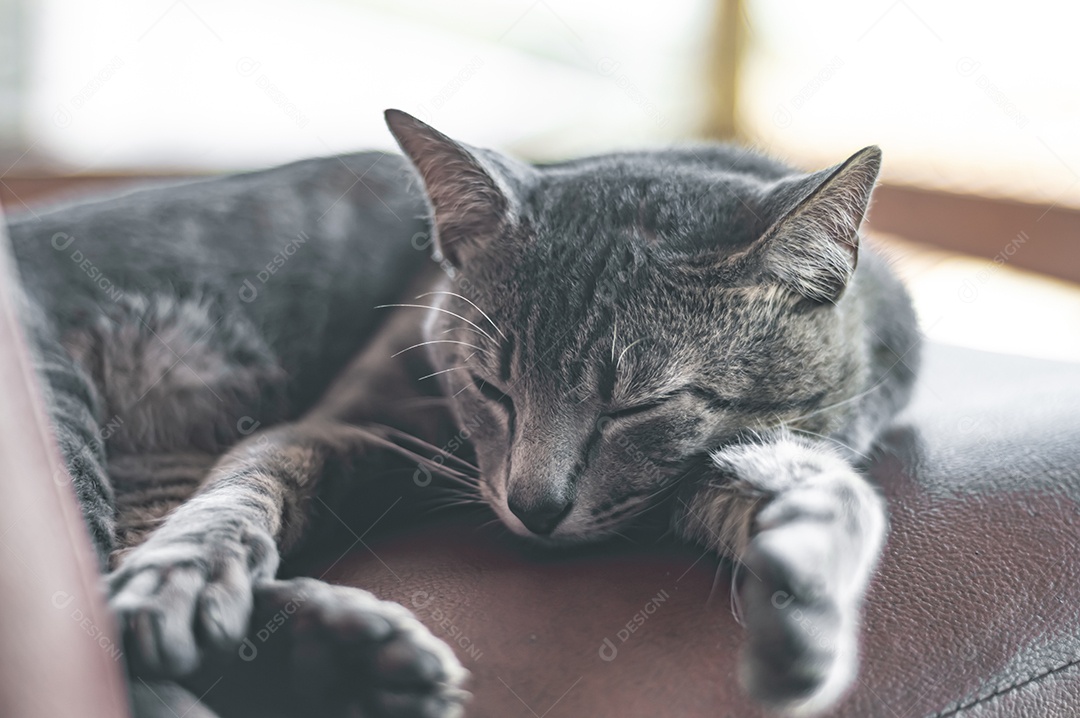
[106,419,467,715]
[674,430,886,714]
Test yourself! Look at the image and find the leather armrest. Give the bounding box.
[0,205,130,717]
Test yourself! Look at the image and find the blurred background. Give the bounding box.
[1,0,1077,360]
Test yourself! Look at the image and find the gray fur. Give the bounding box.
[9,110,919,717]
[386,109,920,711]
[7,153,467,716]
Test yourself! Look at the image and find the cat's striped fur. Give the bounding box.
[8,110,919,717]
[10,153,468,716]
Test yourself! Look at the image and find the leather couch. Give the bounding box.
[291,342,1080,718]
[2,194,1079,716]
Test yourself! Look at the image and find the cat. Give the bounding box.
[8,109,919,717]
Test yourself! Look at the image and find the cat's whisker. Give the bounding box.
[351,438,480,488]
[416,500,487,520]
[615,338,646,372]
[391,339,493,360]
[356,432,475,483]
[442,327,488,343]
[707,555,727,607]
[368,423,481,474]
[730,561,746,626]
[375,303,496,344]
[438,482,484,497]
[417,366,472,382]
[421,471,482,492]
[416,482,481,498]
[608,494,671,527]
[619,496,668,524]
[780,376,890,427]
[432,497,488,511]
[413,469,482,494]
[416,291,507,340]
[410,483,488,515]
[588,474,683,531]
[786,426,871,462]
[611,317,618,363]
[593,463,696,529]
[476,517,507,533]
[391,448,478,481]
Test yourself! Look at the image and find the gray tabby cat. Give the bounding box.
[9,109,918,717]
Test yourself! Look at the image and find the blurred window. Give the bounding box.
[740,0,1080,207]
[12,0,712,171]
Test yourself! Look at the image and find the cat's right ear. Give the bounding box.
[751,146,882,304]
[385,109,513,267]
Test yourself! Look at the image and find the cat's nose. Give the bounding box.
[507,494,573,535]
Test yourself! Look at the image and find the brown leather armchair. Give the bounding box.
[3,194,1079,716]
[0,204,129,718]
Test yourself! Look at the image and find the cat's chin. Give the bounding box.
[484,494,630,549]
[493,513,628,552]
[499,519,589,548]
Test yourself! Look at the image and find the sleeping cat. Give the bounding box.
[8,110,919,717]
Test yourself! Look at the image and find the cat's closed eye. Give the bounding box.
[469,373,514,414]
[604,400,668,422]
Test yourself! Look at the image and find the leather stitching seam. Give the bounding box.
[930,654,1080,717]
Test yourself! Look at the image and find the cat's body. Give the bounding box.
[10,152,430,556]
[8,112,919,717]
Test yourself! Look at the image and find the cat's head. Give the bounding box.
[386,109,881,545]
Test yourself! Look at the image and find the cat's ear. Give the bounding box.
[755,146,881,303]
[385,109,512,267]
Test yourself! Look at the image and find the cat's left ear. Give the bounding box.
[754,146,882,303]
[385,109,519,267]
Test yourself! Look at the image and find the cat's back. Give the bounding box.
[7,152,425,318]
[7,152,430,386]
[7,151,438,435]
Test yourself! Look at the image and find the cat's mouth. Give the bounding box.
[478,479,605,546]
[492,499,632,548]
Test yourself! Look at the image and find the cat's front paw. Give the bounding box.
[737,521,859,715]
[250,578,468,718]
[107,526,278,678]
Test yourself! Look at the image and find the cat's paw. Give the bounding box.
[107,526,277,678]
[736,518,858,715]
[251,578,468,718]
